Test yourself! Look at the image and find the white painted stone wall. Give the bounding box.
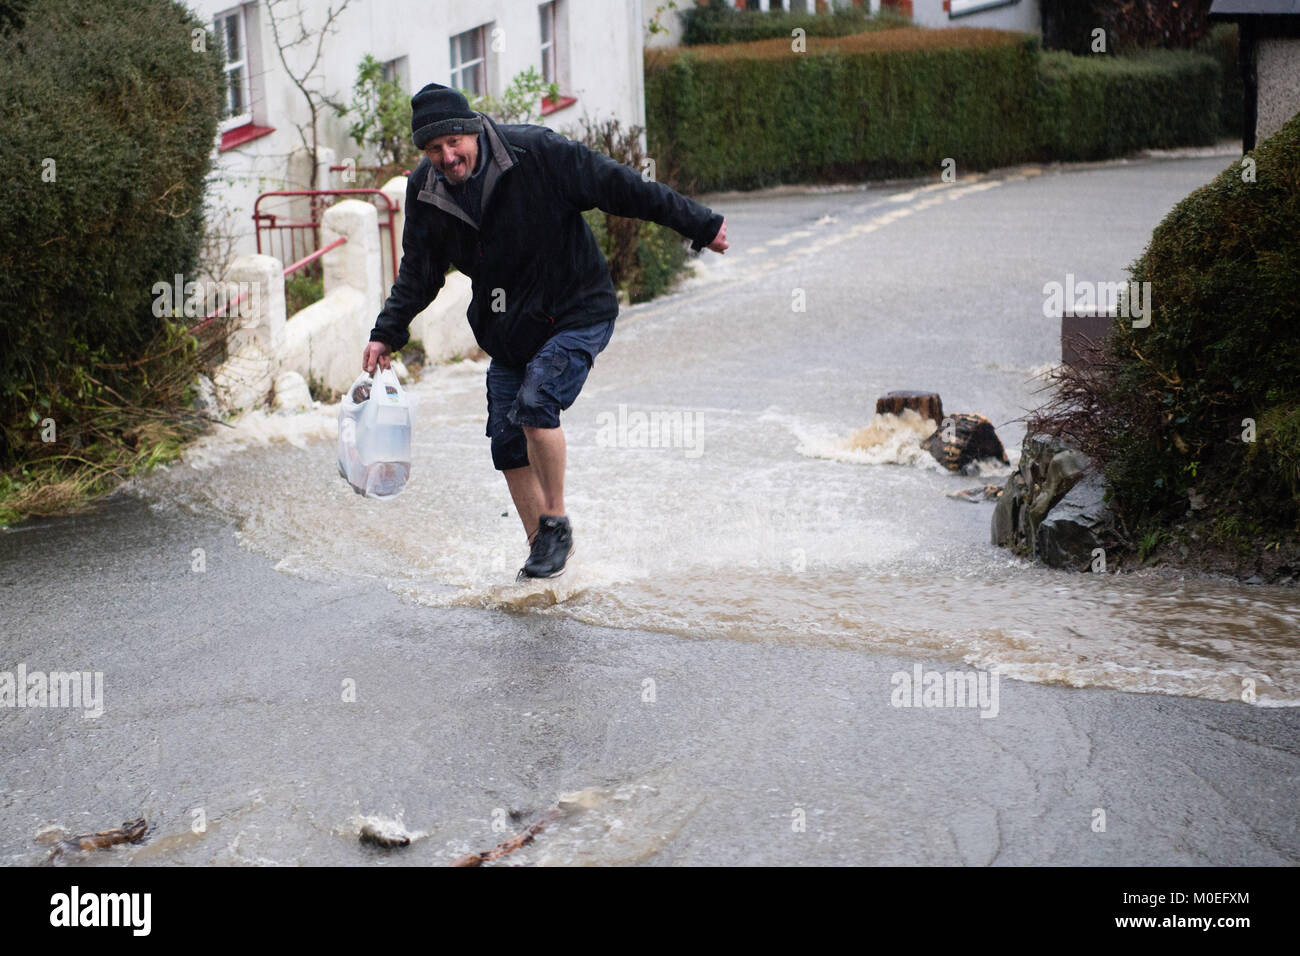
[1257,37,1300,144]
[280,200,379,398]
[210,254,283,412]
[211,192,478,413]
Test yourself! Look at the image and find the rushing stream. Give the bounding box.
[129,334,1299,707]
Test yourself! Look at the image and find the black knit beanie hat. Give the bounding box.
[411,83,483,149]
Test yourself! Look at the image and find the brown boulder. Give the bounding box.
[923,413,1008,474]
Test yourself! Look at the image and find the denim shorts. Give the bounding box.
[485,317,616,471]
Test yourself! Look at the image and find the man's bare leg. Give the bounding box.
[502,466,545,543]
[522,424,566,517]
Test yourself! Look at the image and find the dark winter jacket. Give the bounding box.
[369,112,724,367]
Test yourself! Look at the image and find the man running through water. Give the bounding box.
[362,83,728,580]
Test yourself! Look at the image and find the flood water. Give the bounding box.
[127,157,1299,708]
[7,155,1298,867]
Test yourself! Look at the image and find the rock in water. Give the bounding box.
[991,479,1020,547]
[1035,474,1116,570]
[875,390,944,426]
[993,433,1066,553]
[359,818,411,849]
[923,413,1008,473]
[1028,449,1089,524]
[992,433,1118,569]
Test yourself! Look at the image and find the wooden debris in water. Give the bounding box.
[947,484,1005,502]
[51,817,148,855]
[451,809,563,867]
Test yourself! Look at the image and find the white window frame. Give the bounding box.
[450,25,487,97]
[949,0,1020,19]
[382,55,409,91]
[539,2,557,86]
[216,5,252,131]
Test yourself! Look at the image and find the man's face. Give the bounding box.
[425,133,478,184]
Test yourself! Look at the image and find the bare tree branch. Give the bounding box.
[265,0,353,189]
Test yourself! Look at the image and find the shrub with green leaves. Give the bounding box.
[0,0,225,518]
[1037,49,1221,161]
[340,54,419,172]
[647,29,1043,193]
[630,222,688,304]
[284,274,325,316]
[1102,112,1300,529]
[648,29,1227,194]
[1041,0,1213,54]
[468,67,558,125]
[1196,23,1243,138]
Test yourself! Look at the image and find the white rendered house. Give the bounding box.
[186,0,651,268]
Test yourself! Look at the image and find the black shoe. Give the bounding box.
[517,514,574,580]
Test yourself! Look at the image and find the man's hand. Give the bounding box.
[362,340,392,375]
[707,218,729,254]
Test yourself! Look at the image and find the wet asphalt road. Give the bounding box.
[2,488,1298,865]
[2,151,1299,865]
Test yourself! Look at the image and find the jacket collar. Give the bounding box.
[415,112,519,229]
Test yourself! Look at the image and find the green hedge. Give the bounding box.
[1103,112,1300,529]
[0,0,224,512]
[647,29,1043,193]
[1037,49,1221,161]
[647,30,1227,194]
[1197,23,1244,138]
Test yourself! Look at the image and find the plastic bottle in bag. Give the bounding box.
[337,367,412,498]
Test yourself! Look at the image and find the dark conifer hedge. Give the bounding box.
[0,0,225,517]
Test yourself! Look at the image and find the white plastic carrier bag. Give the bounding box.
[337,366,413,499]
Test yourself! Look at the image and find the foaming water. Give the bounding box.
[126,356,1300,707]
[772,406,1015,479]
[841,408,937,466]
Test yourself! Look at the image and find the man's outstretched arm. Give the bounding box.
[538,129,726,253]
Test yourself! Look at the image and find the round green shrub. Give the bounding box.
[0,0,225,468]
[1104,112,1300,528]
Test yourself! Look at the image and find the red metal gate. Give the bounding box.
[253,189,399,289]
